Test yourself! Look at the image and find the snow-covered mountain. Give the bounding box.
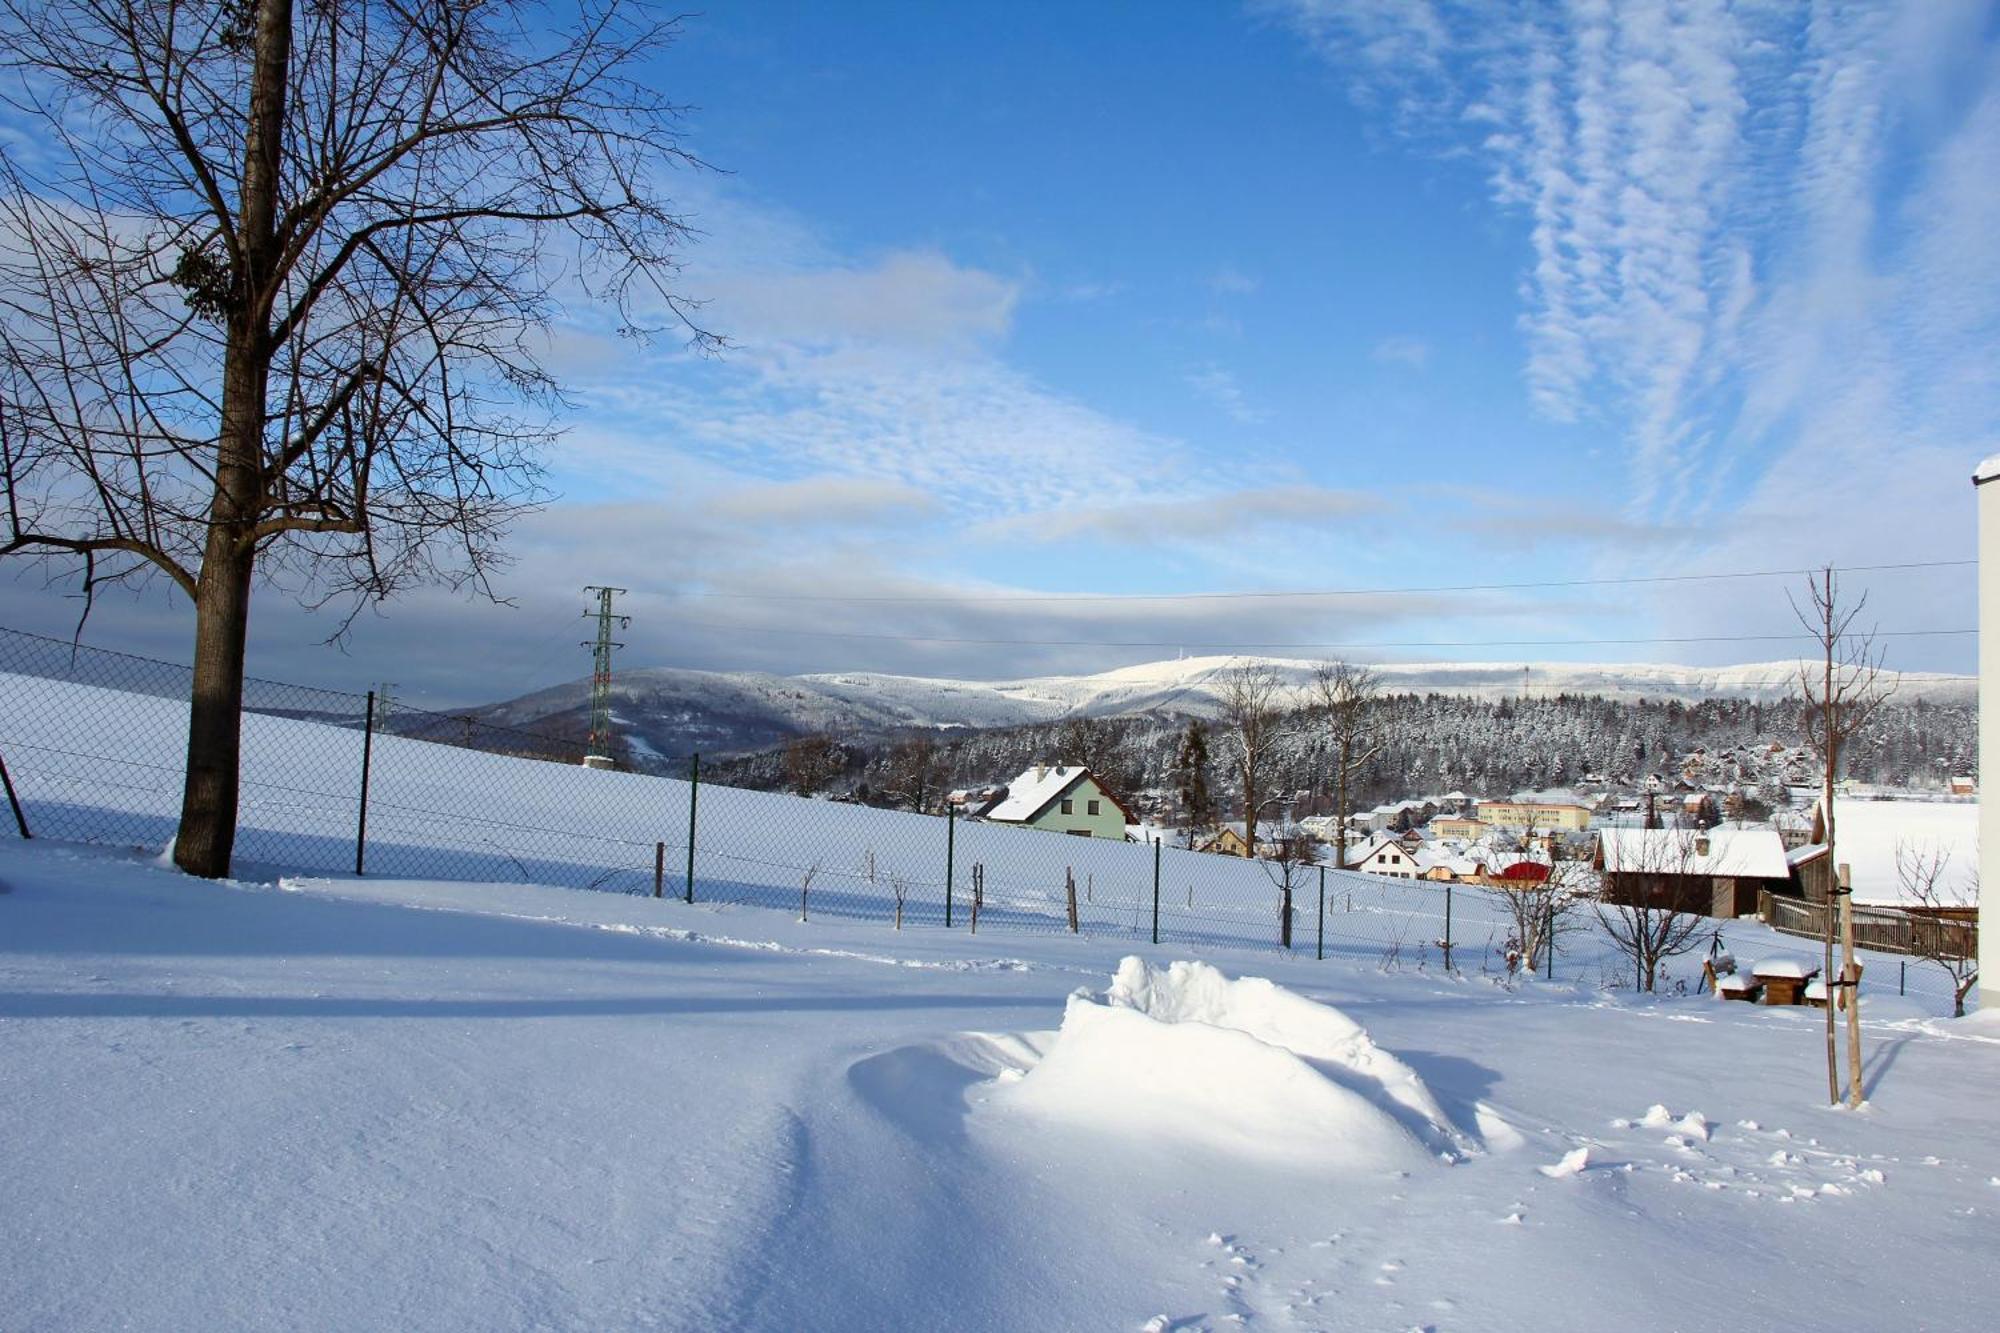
[471,655,1975,761]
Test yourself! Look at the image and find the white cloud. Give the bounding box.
[699,250,1020,348]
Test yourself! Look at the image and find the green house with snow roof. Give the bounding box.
[970,763,1134,839]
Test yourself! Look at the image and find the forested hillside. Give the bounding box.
[698,692,1976,816]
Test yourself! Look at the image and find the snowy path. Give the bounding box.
[3,839,1997,1331]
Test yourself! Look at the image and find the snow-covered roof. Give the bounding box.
[1813,796,1978,907]
[1977,453,2000,485]
[984,765,1094,822]
[1751,956,1815,980]
[1596,826,1790,880]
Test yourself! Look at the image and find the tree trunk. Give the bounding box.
[1335,744,1349,872]
[172,0,291,879]
[1241,761,1256,858]
[174,536,256,876]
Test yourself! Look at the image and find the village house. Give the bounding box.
[1349,836,1427,879]
[1476,800,1593,832]
[1594,825,1791,918]
[965,764,1134,840]
[1195,819,1298,858]
[1430,815,1485,839]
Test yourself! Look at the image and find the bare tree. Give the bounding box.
[1594,827,1711,992]
[888,870,907,931]
[1217,662,1287,858]
[783,734,846,796]
[1484,822,1588,977]
[1308,661,1381,871]
[799,861,819,922]
[880,736,947,814]
[1259,825,1320,950]
[1792,566,1894,1106]
[1896,842,1979,1018]
[0,0,711,877]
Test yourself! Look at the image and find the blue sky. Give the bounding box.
[6,0,1998,703]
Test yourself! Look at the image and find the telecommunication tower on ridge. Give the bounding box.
[581,586,630,770]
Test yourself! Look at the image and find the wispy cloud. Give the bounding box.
[1209,263,1261,296]
[1370,334,1431,369]
[978,486,1377,547]
[1186,364,1270,423]
[1270,0,2000,548]
[707,476,939,527]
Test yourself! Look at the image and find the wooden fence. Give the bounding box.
[1758,891,1976,960]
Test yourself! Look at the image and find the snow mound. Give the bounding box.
[1000,957,1468,1171]
[1539,1147,1591,1178]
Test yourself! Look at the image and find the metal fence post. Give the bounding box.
[654,841,665,898]
[1545,898,1555,980]
[1151,838,1161,945]
[1899,959,1906,996]
[1317,865,1325,961]
[1443,883,1453,972]
[685,752,699,904]
[945,807,956,928]
[353,690,374,874]
[0,746,30,839]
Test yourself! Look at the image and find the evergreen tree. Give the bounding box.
[1171,720,1215,848]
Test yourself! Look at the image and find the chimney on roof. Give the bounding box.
[1035,762,1046,781]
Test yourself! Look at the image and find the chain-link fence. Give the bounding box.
[0,623,1973,1005]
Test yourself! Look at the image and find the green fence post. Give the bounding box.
[945,807,956,928]
[1545,898,1556,980]
[0,746,30,839]
[685,752,699,904]
[353,690,374,875]
[1317,865,1325,961]
[1151,838,1161,945]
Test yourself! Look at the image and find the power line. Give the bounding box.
[673,620,1978,655]
[677,558,1975,606]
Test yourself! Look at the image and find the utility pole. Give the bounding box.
[581,586,630,770]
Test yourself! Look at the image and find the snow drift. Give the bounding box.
[998,957,1469,1172]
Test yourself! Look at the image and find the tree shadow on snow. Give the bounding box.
[0,990,1054,1022]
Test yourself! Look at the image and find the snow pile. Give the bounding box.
[999,957,1466,1171]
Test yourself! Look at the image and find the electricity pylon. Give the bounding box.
[581,586,629,768]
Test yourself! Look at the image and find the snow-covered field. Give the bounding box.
[4,838,1997,1331]
[0,668,1970,1009]
[5,661,1996,1327]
